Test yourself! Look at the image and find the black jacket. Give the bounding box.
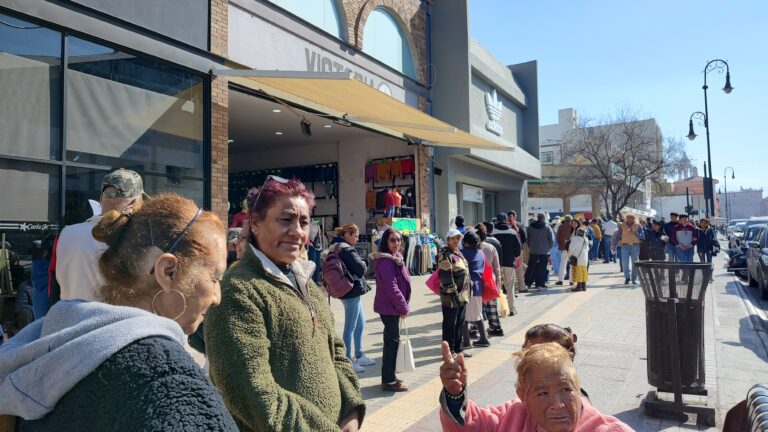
[663,221,678,238]
[19,336,237,431]
[333,242,371,299]
[485,236,503,265]
[492,223,521,267]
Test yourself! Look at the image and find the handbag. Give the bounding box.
[481,263,500,302]
[568,238,584,266]
[425,270,440,295]
[395,318,416,373]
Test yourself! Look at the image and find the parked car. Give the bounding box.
[729,222,747,248]
[727,218,748,235]
[727,246,749,280]
[746,225,768,300]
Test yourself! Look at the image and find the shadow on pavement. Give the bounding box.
[611,406,702,431]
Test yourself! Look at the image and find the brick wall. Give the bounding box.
[341,0,427,84]
[210,0,229,221]
[416,95,431,228]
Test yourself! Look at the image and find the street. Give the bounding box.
[327,253,768,431]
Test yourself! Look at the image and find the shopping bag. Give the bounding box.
[497,291,510,317]
[395,319,416,373]
[481,263,500,302]
[425,270,441,295]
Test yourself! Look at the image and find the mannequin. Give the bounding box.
[230,198,250,228]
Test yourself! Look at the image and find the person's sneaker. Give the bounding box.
[473,340,490,348]
[625,278,630,284]
[459,351,473,358]
[381,381,408,392]
[488,329,504,337]
[510,307,518,316]
[555,281,564,286]
[350,358,365,373]
[356,354,376,366]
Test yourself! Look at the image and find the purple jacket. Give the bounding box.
[370,252,411,316]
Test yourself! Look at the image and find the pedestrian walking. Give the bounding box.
[671,214,698,262]
[697,218,718,265]
[437,229,471,358]
[555,215,574,285]
[475,224,504,337]
[370,228,412,392]
[524,213,554,289]
[602,217,618,263]
[205,178,366,429]
[1,194,237,430]
[664,212,680,262]
[327,224,375,373]
[492,213,522,314]
[568,227,590,291]
[461,231,490,348]
[589,219,603,261]
[644,221,668,261]
[611,214,644,284]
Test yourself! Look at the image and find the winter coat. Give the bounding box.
[492,223,521,267]
[461,248,485,297]
[484,236,503,265]
[370,252,411,316]
[205,245,365,432]
[556,223,574,251]
[643,228,668,257]
[568,235,590,267]
[437,248,469,309]
[479,241,501,285]
[671,223,698,248]
[328,239,371,299]
[663,221,679,238]
[697,228,718,253]
[526,220,554,255]
[0,300,236,431]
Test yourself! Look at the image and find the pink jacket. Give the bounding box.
[440,396,633,432]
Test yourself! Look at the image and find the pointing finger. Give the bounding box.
[441,341,454,363]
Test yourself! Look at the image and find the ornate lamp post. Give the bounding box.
[687,59,733,218]
[687,111,709,217]
[723,166,735,221]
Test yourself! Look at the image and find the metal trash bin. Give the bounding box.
[636,261,715,426]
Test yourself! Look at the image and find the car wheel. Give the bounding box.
[749,270,759,287]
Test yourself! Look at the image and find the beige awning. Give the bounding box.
[212,70,511,151]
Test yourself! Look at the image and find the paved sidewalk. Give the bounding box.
[328,254,768,431]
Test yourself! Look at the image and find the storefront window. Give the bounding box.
[269,0,344,39]
[0,13,62,160]
[362,8,416,79]
[66,36,205,179]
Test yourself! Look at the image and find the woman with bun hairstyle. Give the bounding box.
[205,177,365,432]
[327,223,374,373]
[0,194,236,431]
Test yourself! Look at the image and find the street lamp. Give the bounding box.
[688,59,733,218]
[724,166,735,221]
[688,111,709,217]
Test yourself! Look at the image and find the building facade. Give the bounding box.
[716,188,765,220]
[430,0,540,234]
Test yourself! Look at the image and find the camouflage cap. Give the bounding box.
[101,168,149,199]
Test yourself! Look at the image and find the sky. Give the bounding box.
[469,0,768,197]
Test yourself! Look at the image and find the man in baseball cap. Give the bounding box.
[55,168,149,302]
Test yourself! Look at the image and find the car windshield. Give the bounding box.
[745,225,766,241]
[734,223,746,232]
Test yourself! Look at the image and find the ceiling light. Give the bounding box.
[272,109,282,113]
[323,124,332,128]
[274,131,283,135]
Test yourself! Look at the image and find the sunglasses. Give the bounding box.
[148,208,203,274]
[252,175,289,210]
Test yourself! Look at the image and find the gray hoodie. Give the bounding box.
[0,300,184,420]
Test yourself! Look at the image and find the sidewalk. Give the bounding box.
[329,254,768,431]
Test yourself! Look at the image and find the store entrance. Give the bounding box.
[227,87,419,267]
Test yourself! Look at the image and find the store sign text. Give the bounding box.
[305,48,393,96]
[462,184,484,203]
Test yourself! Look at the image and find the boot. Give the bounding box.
[462,323,472,349]
[580,282,586,291]
[473,321,491,347]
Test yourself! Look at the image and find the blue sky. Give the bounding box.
[469,0,768,197]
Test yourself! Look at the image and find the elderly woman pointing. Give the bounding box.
[205,177,365,432]
[438,341,632,431]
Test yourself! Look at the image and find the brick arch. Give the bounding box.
[354,0,424,81]
[331,0,351,43]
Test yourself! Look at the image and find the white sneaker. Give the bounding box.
[355,354,376,366]
[350,357,365,373]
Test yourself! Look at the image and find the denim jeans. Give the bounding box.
[676,247,695,262]
[340,296,365,359]
[379,315,401,383]
[603,236,614,262]
[698,251,712,263]
[620,244,640,282]
[667,243,677,262]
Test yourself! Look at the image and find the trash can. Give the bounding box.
[636,261,712,395]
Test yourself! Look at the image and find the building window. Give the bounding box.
[541,151,554,164]
[362,8,416,79]
[269,0,344,40]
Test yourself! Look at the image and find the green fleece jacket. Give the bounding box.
[205,244,365,432]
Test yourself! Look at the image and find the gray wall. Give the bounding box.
[429,0,470,130]
[508,61,539,157]
[66,0,210,50]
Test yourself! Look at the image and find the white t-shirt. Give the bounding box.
[56,216,107,301]
[602,220,619,236]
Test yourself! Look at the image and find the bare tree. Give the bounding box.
[561,109,684,220]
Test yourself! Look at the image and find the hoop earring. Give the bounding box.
[151,289,187,321]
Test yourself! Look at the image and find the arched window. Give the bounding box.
[269,0,344,40]
[362,8,416,79]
